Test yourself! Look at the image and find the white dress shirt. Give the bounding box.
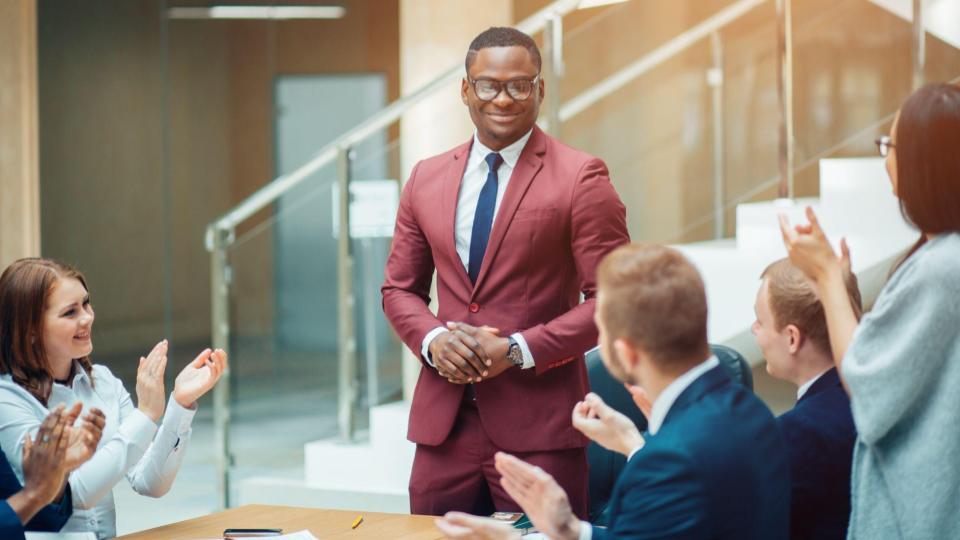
[796,367,831,400]
[579,355,720,540]
[421,129,536,369]
[0,362,196,539]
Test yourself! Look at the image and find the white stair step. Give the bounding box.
[735,197,818,253]
[369,400,411,450]
[818,157,916,244]
[303,401,415,492]
[868,0,960,49]
[236,477,409,513]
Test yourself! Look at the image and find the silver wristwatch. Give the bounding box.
[507,337,524,367]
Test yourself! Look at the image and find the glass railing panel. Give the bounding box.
[562,1,747,243]
[555,0,960,245]
[225,163,344,486]
[223,128,402,487]
[343,137,405,410]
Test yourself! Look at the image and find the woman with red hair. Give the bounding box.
[0,258,227,539]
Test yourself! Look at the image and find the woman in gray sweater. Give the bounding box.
[779,82,960,539]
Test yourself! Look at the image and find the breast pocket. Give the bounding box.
[512,207,560,223]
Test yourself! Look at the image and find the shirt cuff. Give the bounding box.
[511,332,536,370]
[579,520,593,540]
[119,407,160,450]
[627,439,645,461]
[421,326,447,368]
[162,394,198,435]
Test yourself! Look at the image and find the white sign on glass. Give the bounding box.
[331,179,400,239]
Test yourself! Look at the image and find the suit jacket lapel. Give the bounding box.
[471,127,547,296]
[442,139,473,288]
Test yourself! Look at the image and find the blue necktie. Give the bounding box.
[468,152,503,284]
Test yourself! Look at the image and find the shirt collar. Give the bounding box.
[470,128,534,170]
[647,355,719,435]
[796,367,831,400]
[57,359,91,388]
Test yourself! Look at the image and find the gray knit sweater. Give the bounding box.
[843,233,960,539]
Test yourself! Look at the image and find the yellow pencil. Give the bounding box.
[351,515,364,529]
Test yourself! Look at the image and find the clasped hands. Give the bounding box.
[436,390,653,540]
[428,323,512,384]
[136,339,229,422]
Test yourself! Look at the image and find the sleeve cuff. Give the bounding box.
[579,521,593,540]
[57,484,73,517]
[511,332,536,370]
[627,439,645,461]
[421,326,447,368]
[0,501,25,540]
[162,395,198,435]
[119,407,160,449]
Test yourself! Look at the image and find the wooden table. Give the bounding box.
[116,504,444,540]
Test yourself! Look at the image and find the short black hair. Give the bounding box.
[465,27,542,74]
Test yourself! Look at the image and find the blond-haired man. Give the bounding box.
[752,258,861,540]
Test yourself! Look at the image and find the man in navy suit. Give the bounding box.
[0,404,103,539]
[752,258,860,540]
[436,244,790,540]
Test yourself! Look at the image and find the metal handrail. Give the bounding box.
[204,0,771,245]
[559,0,767,122]
[205,0,581,240]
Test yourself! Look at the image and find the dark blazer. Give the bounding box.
[595,366,790,540]
[0,445,72,539]
[777,368,855,540]
[382,125,629,452]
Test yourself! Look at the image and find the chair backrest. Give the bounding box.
[584,343,753,523]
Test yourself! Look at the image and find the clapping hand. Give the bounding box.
[20,406,71,509]
[172,348,227,408]
[571,392,644,457]
[494,453,581,540]
[435,512,520,540]
[62,402,105,471]
[778,207,847,286]
[136,340,168,422]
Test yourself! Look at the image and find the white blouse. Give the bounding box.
[0,361,195,539]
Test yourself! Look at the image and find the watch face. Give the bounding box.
[509,344,523,365]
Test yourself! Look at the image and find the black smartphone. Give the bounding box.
[222,528,283,538]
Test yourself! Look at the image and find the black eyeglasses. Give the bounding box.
[875,135,896,157]
[468,75,540,102]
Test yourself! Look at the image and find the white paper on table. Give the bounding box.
[25,533,97,540]
[271,532,320,540]
[208,531,320,540]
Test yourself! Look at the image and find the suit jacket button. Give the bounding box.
[468,303,480,313]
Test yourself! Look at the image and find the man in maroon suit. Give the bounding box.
[382,26,629,518]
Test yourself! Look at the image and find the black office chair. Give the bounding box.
[585,344,753,524]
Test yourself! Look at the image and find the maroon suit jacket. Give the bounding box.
[382,126,629,453]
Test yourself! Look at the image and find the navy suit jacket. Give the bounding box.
[0,445,72,540]
[595,366,790,540]
[777,368,855,540]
